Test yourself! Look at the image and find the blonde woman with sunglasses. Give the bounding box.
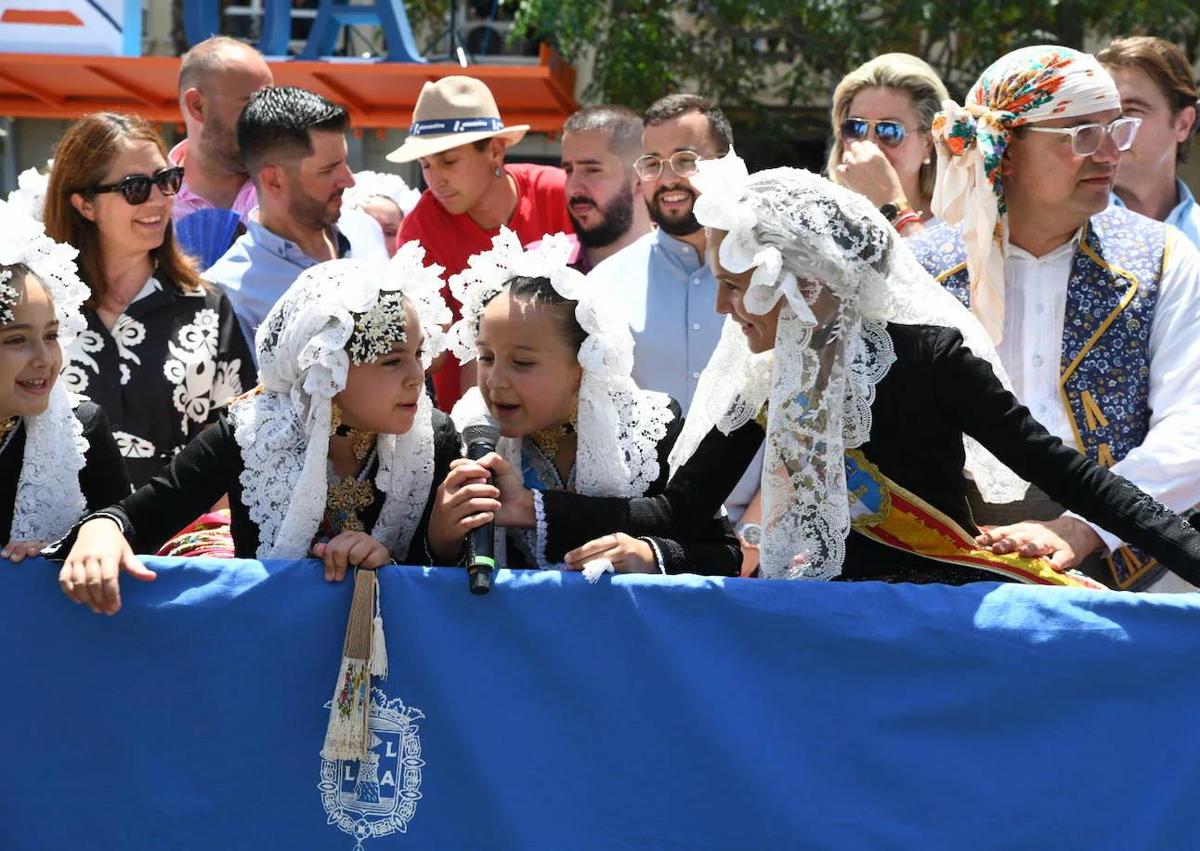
[827,54,950,237]
[43,112,255,487]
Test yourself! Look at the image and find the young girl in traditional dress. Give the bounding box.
[52,246,486,614]
[0,202,130,562]
[441,230,739,575]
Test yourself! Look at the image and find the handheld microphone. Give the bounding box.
[461,416,501,595]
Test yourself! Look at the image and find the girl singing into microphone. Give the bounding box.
[441,230,740,576]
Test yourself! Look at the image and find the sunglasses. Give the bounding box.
[839,118,907,148]
[90,166,184,205]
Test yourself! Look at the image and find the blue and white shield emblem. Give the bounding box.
[318,688,425,849]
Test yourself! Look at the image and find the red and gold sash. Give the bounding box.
[846,450,1104,589]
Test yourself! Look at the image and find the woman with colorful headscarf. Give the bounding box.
[489,152,1200,586]
[0,201,130,562]
[50,246,480,614]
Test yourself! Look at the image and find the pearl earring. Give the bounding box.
[494,166,504,178]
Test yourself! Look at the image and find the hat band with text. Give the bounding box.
[409,117,505,137]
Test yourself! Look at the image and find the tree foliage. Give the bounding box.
[513,0,1200,112]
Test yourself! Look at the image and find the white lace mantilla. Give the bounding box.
[234,252,448,560]
[0,200,91,543]
[682,153,1027,580]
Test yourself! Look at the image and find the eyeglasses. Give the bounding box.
[1023,117,1142,157]
[90,166,184,205]
[839,118,907,148]
[634,150,701,181]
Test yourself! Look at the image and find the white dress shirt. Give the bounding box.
[999,228,1200,556]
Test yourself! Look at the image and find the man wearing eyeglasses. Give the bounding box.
[588,94,763,559]
[910,45,1200,592]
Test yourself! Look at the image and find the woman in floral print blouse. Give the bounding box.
[43,113,255,486]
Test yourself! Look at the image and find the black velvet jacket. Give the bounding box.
[50,407,459,565]
[541,324,1200,584]
[0,401,131,542]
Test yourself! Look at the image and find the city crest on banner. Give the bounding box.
[318,688,425,849]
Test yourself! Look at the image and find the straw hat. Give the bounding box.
[386,76,529,163]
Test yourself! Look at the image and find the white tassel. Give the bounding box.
[321,570,376,762]
[582,557,615,584]
[370,579,388,679]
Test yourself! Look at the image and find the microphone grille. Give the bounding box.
[462,421,500,447]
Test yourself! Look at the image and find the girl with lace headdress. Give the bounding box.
[51,248,486,615]
[485,153,1200,586]
[441,228,740,575]
[0,201,131,563]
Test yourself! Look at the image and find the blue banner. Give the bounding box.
[2,558,1199,849]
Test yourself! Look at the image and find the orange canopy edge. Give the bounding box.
[0,44,577,133]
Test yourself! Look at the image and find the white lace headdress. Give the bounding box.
[0,199,92,542]
[447,228,674,499]
[345,170,423,216]
[5,162,52,222]
[684,151,1028,580]
[229,242,451,560]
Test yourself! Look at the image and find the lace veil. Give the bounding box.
[0,200,92,542]
[228,243,451,559]
[447,228,674,499]
[681,152,1028,579]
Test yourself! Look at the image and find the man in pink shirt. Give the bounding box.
[170,36,274,223]
[390,76,573,410]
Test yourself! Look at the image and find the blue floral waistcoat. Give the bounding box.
[910,207,1169,590]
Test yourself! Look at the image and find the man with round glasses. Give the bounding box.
[911,45,1200,593]
[588,93,763,558]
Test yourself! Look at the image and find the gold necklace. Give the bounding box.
[0,416,19,445]
[531,420,575,460]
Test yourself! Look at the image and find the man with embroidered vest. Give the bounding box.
[910,45,1200,591]
[1098,36,1200,248]
[390,76,573,410]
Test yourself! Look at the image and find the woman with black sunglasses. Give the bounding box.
[827,54,949,237]
[43,112,255,487]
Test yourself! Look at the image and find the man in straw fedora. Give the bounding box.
[392,76,572,410]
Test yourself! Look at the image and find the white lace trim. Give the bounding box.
[683,153,1027,580]
[531,489,549,570]
[1,200,91,542]
[10,387,87,542]
[234,253,447,560]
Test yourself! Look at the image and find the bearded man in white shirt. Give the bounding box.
[910,45,1200,591]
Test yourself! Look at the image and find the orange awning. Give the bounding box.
[0,45,576,133]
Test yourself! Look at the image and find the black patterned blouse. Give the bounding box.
[63,273,256,486]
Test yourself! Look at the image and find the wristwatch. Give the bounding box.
[736,522,763,550]
[879,202,902,223]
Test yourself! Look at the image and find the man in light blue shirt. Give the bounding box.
[1099,37,1200,248]
[589,94,733,412]
[205,86,382,350]
[588,95,763,553]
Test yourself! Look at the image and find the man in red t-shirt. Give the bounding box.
[388,76,573,409]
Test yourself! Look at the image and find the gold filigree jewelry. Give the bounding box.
[326,475,375,534]
[532,394,578,459]
[331,402,343,431]
[0,415,19,445]
[350,428,377,461]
